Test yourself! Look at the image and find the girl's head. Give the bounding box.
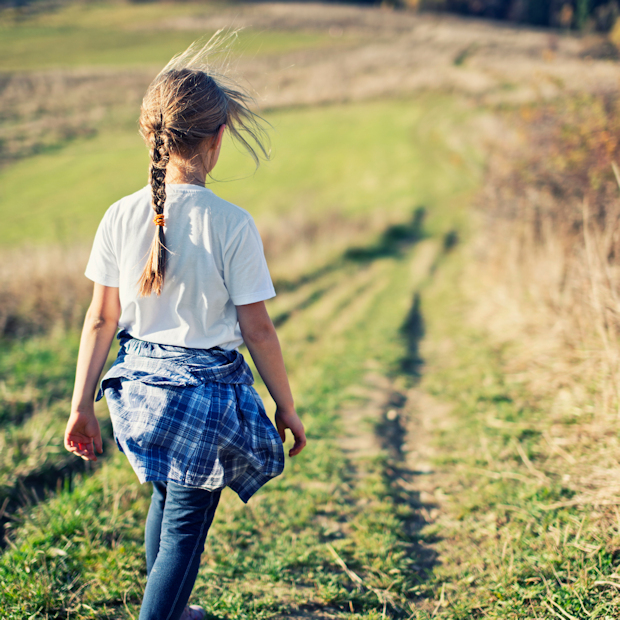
[137,35,270,297]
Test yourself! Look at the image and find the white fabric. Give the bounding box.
[85,184,275,350]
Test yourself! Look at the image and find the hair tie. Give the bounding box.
[153,214,165,227]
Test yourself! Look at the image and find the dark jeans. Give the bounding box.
[139,481,221,620]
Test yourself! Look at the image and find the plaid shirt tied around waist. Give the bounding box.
[97,331,285,503]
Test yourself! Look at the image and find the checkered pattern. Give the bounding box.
[97,331,285,503]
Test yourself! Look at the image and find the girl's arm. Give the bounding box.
[236,301,306,457]
[65,284,121,461]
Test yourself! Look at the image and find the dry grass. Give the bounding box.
[0,244,92,338]
[466,94,620,510]
[0,68,150,166]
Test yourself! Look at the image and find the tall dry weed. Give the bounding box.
[477,94,620,391]
[470,94,620,504]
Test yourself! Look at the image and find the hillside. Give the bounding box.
[2,3,620,619]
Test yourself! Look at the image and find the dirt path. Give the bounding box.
[326,237,458,616]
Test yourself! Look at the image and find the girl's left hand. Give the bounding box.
[64,408,103,461]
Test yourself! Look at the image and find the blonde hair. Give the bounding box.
[137,33,270,297]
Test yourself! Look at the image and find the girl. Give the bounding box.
[63,37,306,620]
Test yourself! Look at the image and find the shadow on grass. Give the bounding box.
[272,284,334,329]
[375,291,440,583]
[272,206,428,330]
[371,235,466,593]
[400,291,425,377]
[274,206,427,294]
[344,206,426,263]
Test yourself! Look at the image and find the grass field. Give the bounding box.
[3,2,620,619]
[0,97,471,247]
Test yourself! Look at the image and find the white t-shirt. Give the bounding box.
[85,184,276,350]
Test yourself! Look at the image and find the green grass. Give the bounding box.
[0,332,118,516]
[0,2,345,71]
[0,333,80,425]
[0,96,477,247]
[0,130,150,247]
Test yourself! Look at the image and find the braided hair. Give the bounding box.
[136,131,170,296]
[137,34,270,297]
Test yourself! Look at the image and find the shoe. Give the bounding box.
[180,605,206,620]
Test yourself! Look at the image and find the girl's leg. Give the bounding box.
[145,481,168,577]
[139,482,221,620]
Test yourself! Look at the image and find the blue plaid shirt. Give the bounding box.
[97,331,285,503]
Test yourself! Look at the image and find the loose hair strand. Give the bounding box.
[137,32,270,297]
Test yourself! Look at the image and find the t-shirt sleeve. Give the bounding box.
[84,206,120,287]
[224,218,276,306]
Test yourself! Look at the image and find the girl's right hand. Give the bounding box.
[65,407,104,461]
[275,407,306,457]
